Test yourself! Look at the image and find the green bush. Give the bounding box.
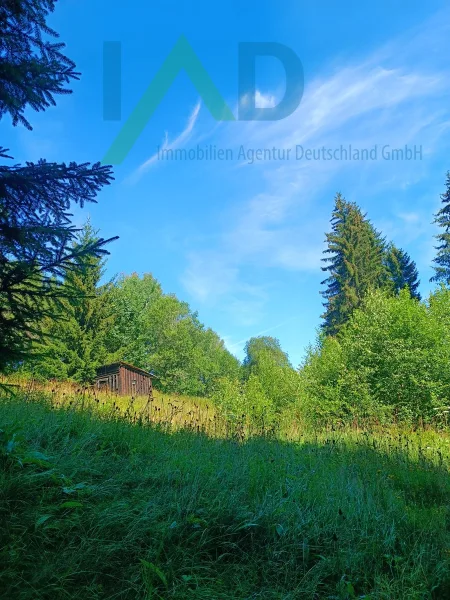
[242,336,300,412]
[299,288,450,426]
[212,375,277,433]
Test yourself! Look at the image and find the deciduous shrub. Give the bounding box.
[299,288,450,426]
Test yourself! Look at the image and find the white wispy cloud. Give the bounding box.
[175,9,450,323]
[240,90,278,110]
[216,66,446,278]
[129,101,201,182]
[255,90,277,109]
[181,251,267,326]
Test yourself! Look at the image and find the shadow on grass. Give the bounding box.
[1,394,450,599]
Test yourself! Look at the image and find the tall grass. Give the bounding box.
[1,384,450,598]
[1,375,293,439]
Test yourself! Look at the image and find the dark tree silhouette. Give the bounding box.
[0,0,116,370]
[321,193,387,336]
[431,172,450,285]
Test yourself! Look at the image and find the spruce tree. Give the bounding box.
[0,0,116,370]
[321,193,387,335]
[0,0,79,128]
[385,243,421,300]
[31,223,115,383]
[431,172,450,285]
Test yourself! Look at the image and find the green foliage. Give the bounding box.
[299,336,375,426]
[300,288,450,426]
[385,243,421,299]
[321,193,388,336]
[0,156,115,372]
[26,268,240,393]
[212,374,277,431]
[243,373,276,429]
[105,273,240,396]
[341,289,446,420]
[0,0,80,129]
[105,272,163,369]
[242,336,300,411]
[29,223,115,383]
[243,336,291,372]
[211,336,299,431]
[432,172,450,284]
[0,0,115,372]
[212,376,244,420]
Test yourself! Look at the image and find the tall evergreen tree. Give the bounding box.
[431,172,450,285]
[0,0,116,370]
[321,193,387,336]
[0,0,79,129]
[31,223,115,383]
[385,243,421,300]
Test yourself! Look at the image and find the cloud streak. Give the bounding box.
[129,101,201,182]
[181,9,450,321]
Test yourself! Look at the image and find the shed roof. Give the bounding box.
[96,362,154,378]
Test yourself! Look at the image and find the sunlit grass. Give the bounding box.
[1,373,220,432]
[1,381,450,598]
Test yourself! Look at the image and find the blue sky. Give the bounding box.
[3,0,450,366]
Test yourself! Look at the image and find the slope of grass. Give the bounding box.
[1,392,450,599]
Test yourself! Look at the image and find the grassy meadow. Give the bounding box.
[1,383,450,599]
[4,3,450,600]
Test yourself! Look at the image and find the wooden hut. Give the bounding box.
[95,362,153,396]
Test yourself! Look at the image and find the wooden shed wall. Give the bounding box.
[119,365,152,396]
[95,364,120,393]
[95,363,153,396]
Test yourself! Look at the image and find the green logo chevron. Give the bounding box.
[103,35,235,165]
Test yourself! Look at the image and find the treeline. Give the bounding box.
[0,1,300,408]
[22,221,301,405]
[4,1,450,429]
[300,287,450,426]
[212,336,300,429]
[211,185,450,429]
[24,222,240,396]
[321,193,420,336]
[298,178,450,427]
